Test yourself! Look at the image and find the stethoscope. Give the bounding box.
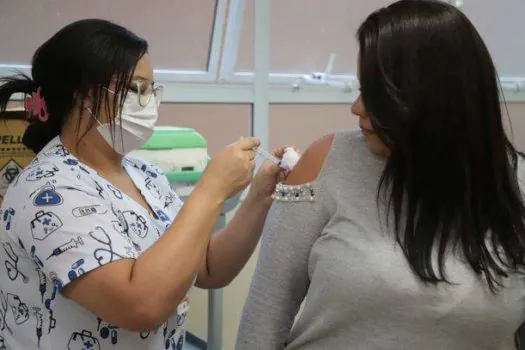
[3,242,29,284]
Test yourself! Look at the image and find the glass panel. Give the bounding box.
[462,0,525,76]
[0,0,217,70]
[236,0,525,77]
[236,0,394,75]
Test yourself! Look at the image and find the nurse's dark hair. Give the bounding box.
[0,18,148,153]
[357,0,525,292]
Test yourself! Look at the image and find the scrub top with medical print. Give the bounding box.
[0,137,189,350]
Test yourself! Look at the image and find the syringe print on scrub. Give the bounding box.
[46,237,84,259]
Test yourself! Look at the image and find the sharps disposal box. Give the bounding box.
[0,108,35,205]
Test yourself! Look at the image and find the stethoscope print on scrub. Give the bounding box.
[3,242,29,284]
[89,226,129,265]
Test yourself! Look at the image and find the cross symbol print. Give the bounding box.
[83,340,93,349]
[42,193,53,203]
[42,218,51,226]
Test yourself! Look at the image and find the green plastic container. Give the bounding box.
[141,126,207,150]
[138,126,208,184]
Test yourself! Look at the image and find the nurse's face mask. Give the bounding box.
[89,80,163,155]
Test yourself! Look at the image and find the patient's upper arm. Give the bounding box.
[236,133,335,349]
[285,133,335,185]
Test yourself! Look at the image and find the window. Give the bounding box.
[222,0,393,83]
[0,0,227,85]
[222,0,525,96]
[462,0,525,78]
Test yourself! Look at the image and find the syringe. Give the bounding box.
[255,147,301,173]
[254,147,281,165]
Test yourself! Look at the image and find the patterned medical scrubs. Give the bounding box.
[0,137,189,350]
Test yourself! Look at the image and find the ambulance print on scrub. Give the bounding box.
[30,211,63,240]
[25,163,59,182]
[71,205,108,218]
[43,144,70,158]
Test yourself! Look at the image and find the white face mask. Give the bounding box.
[94,92,158,155]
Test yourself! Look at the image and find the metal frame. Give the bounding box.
[252,0,270,149]
[4,79,525,104]
[2,0,525,105]
[220,0,246,83]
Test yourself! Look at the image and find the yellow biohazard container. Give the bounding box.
[0,108,35,205]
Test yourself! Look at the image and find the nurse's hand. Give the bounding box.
[247,146,296,202]
[200,137,260,200]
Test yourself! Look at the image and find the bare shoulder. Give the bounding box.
[285,133,335,185]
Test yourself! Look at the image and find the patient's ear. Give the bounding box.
[285,133,335,185]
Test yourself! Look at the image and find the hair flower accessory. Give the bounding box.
[24,87,49,122]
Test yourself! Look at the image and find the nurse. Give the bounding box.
[0,19,284,349]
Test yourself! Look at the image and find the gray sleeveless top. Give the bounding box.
[236,129,525,350]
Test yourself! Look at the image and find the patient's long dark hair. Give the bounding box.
[357,0,525,292]
[0,19,148,153]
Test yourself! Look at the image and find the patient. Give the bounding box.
[236,1,525,349]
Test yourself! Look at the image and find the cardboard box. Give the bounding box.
[0,108,35,204]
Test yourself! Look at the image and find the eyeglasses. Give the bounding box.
[104,80,164,108]
[105,80,164,107]
[129,80,164,107]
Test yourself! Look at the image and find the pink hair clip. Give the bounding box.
[24,87,49,122]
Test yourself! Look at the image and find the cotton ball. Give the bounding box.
[280,147,300,172]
